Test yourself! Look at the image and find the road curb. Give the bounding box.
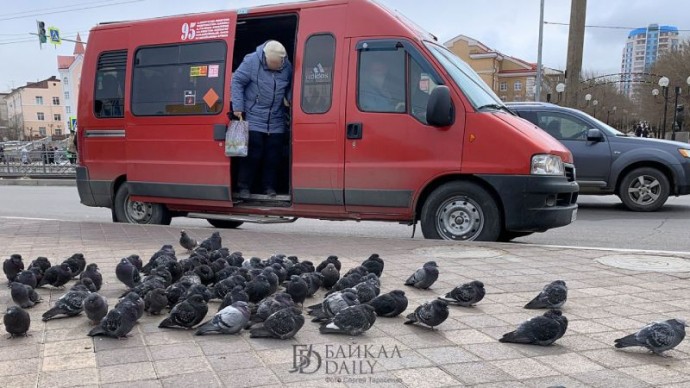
[0,178,76,187]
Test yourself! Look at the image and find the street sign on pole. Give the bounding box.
[48,27,61,45]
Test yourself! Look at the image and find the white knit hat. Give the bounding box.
[263,40,287,62]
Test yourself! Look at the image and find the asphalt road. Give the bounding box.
[1,185,689,252]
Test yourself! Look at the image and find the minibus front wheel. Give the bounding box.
[420,181,501,242]
[113,184,172,225]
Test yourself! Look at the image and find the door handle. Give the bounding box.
[346,122,363,140]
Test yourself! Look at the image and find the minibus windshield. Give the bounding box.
[425,41,505,111]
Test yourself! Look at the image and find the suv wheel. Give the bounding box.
[618,167,670,212]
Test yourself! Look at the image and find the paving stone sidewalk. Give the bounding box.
[1,218,689,388]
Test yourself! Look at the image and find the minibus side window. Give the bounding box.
[301,34,335,114]
[357,50,406,113]
[131,41,226,116]
[95,50,127,118]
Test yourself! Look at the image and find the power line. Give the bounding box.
[545,21,690,32]
[0,0,145,22]
[0,34,79,46]
[0,0,127,19]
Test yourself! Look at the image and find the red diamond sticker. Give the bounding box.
[203,88,219,108]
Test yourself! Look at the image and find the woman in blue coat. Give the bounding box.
[231,40,292,199]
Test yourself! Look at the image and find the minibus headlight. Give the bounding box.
[531,154,565,176]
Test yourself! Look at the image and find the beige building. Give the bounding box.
[444,34,563,102]
[57,34,85,131]
[6,76,66,140]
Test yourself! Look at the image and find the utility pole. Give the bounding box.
[535,0,545,102]
[564,0,587,107]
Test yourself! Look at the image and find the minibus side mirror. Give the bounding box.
[586,128,604,142]
[427,86,454,127]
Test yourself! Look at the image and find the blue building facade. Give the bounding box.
[621,24,679,97]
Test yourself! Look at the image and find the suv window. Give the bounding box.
[537,111,590,140]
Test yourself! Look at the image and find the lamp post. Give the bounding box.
[607,106,616,125]
[556,83,565,104]
[671,86,681,140]
[659,76,670,139]
[592,99,598,119]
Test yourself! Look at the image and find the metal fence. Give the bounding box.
[0,142,76,178]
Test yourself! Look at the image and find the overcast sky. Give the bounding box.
[1,0,688,92]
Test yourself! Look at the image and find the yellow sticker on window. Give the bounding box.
[190,65,208,77]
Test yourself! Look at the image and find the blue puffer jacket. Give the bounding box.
[231,42,293,134]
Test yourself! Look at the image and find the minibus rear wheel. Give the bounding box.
[114,184,172,225]
[207,219,244,229]
[420,181,501,241]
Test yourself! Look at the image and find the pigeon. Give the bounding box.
[62,253,86,278]
[4,306,30,338]
[3,254,24,282]
[179,230,198,251]
[316,255,341,272]
[144,288,168,315]
[262,267,280,295]
[321,263,340,290]
[185,284,212,303]
[73,278,98,293]
[404,261,439,289]
[319,304,377,336]
[165,282,192,308]
[159,294,208,329]
[116,258,141,289]
[250,307,305,339]
[271,263,288,284]
[354,281,379,303]
[308,289,359,322]
[285,275,309,305]
[10,282,41,308]
[125,254,143,271]
[245,274,272,304]
[219,286,249,311]
[116,292,145,321]
[301,272,323,297]
[29,256,51,273]
[88,306,138,339]
[42,289,90,321]
[524,280,568,309]
[195,301,250,335]
[361,254,384,278]
[368,290,408,317]
[38,263,73,288]
[439,281,486,307]
[500,309,568,346]
[250,293,295,325]
[194,265,215,286]
[14,270,37,289]
[198,232,222,252]
[83,293,109,325]
[614,319,687,356]
[80,264,103,291]
[404,300,449,329]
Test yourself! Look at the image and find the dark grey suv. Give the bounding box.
[507,102,690,211]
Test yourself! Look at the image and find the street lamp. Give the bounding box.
[556,83,565,104]
[659,76,670,139]
[592,99,598,118]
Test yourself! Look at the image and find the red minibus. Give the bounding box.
[77,0,578,241]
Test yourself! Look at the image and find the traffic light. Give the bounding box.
[36,21,47,44]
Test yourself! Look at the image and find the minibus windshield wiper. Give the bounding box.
[477,104,515,115]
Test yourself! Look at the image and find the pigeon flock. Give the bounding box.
[2,230,687,360]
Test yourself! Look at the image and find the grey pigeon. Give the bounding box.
[439,281,486,307]
[301,272,323,297]
[3,254,24,282]
[524,280,567,309]
[316,255,341,272]
[198,231,222,252]
[354,281,378,303]
[42,289,90,321]
[144,288,168,315]
[10,282,41,308]
[116,258,141,289]
[404,300,449,329]
[361,254,384,278]
[4,306,30,338]
[319,304,377,336]
[368,290,408,317]
[15,270,37,289]
[250,293,295,325]
[80,263,103,291]
[320,263,340,290]
[73,278,98,293]
[185,283,212,303]
[245,274,271,303]
[285,275,309,305]
[404,261,439,289]
[195,301,250,335]
[83,293,109,325]
[38,262,73,288]
[615,319,687,356]
[88,306,138,339]
[179,230,198,251]
[116,292,145,320]
[500,309,569,346]
[308,288,359,322]
[250,307,305,339]
[125,254,143,271]
[62,253,86,278]
[159,294,208,329]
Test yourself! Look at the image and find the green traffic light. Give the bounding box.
[36,21,47,44]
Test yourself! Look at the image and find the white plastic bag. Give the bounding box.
[225,119,249,157]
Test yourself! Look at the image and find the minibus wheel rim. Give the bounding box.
[125,197,154,223]
[435,196,484,240]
